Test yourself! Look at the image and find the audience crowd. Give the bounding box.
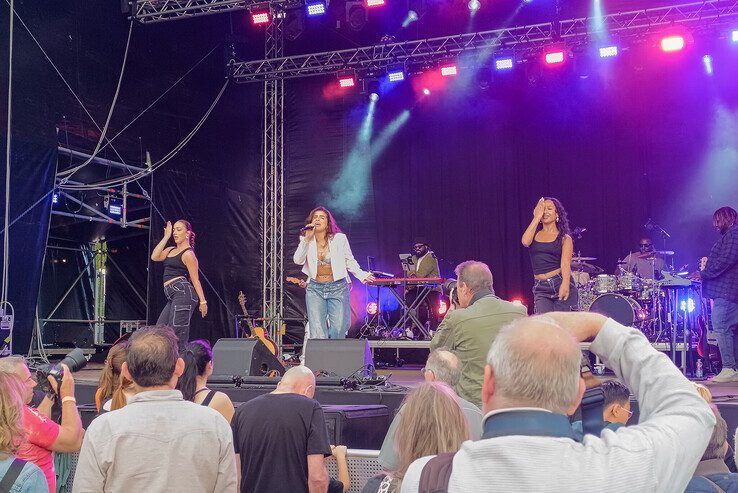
[0,260,732,492]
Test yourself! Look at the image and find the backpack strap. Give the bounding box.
[0,458,28,491]
[418,452,455,493]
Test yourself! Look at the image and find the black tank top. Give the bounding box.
[529,234,563,275]
[162,248,191,282]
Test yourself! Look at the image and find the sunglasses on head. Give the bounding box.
[640,243,652,248]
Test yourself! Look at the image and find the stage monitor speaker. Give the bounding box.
[211,339,284,381]
[304,339,374,379]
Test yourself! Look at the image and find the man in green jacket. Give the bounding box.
[430,261,527,408]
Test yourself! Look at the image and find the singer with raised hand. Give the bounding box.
[521,197,578,314]
[293,207,375,339]
[151,220,207,349]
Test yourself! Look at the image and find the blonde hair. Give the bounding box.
[0,372,28,454]
[393,382,468,483]
[694,383,713,404]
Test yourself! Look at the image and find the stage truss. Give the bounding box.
[229,0,738,82]
[131,0,738,353]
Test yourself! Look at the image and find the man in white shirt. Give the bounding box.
[73,326,237,493]
[401,312,715,493]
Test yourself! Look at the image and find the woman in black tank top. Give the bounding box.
[151,220,207,348]
[521,197,578,314]
[176,340,235,422]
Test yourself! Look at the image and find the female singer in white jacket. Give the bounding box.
[293,207,375,339]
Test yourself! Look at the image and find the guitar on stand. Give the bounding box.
[237,291,277,355]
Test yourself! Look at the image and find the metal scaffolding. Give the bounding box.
[228,0,738,82]
[261,18,286,349]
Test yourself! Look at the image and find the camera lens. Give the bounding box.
[60,348,88,373]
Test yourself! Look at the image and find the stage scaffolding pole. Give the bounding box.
[261,16,285,353]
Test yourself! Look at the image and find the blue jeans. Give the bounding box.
[712,298,738,369]
[305,279,351,339]
[156,278,197,349]
[533,274,579,314]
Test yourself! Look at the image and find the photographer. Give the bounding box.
[431,261,526,408]
[0,357,84,492]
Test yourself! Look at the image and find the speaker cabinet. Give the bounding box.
[211,338,284,381]
[304,339,374,379]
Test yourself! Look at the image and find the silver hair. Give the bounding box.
[703,406,727,461]
[0,356,26,374]
[486,317,581,414]
[426,349,461,387]
[455,261,493,293]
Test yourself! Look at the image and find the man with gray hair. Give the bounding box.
[684,406,738,492]
[430,260,526,408]
[377,349,483,469]
[402,312,715,493]
[73,326,237,492]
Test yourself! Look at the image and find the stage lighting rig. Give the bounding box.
[337,71,357,88]
[249,4,272,24]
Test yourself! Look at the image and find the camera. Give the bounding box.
[35,348,88,394]
[442,279,459,306]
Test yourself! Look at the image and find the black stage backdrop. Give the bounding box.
[280,49,738,336]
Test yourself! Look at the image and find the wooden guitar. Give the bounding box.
[237,291,277,355]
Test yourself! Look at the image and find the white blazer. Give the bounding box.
[293,233,370,283]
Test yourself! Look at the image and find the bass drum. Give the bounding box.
[588,294,642,327]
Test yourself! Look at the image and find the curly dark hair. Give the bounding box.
[304,206,342,239]
[538,197,571,239]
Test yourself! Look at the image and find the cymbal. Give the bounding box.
[571,261,603,275]
[572,256,597,262]
[654,250,675,256]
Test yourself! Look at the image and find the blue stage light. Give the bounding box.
[52,192,59,205]
[599,46,618,58]
[703,55,713,75]
[306,1,326,16]
[732,29,738,43]
[495,57,514,70]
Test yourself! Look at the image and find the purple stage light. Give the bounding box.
[545,51,565,65]
[599,46,618,58]
[440,65,458,77]
[661,35,685,53]
[495,57,514,70]
[306,1,326,15]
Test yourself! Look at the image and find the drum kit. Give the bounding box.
[573,252,700,343]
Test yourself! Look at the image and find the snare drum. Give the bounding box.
[589,293,644,326]
[594,275,617,294]
[617,273,642,293]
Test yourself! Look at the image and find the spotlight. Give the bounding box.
[407,10,418,21]
[251,10,271,24]
[366,0,385,6]
[306,1,326,15]
[369,92,379,102]
[494,57,514,70]
[660,35,685,52]
[366,301,379,315]
[52,192,59,205]
[337,71,356,88]
[680,298,696,313]
[599,46,618,58]
[468,0,480,12]
[440,64,458,76]
[544,50,565,65]
[437,299,448,316]
[387,63,405,82]
[733,29,738,43]
[422,88,431,96]
[703,54,713,75]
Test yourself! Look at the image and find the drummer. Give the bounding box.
[619,237,666,280]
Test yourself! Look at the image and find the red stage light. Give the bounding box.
[366,302,379,316]
[544,51,565,65]
[661,35,685,52]
[366,0,385,6]
[338,76,356,88]
[437,300,449,316]
[440,65,458,77]
[251,11,271,24]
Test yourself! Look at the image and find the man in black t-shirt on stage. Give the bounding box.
[231,365,332,493]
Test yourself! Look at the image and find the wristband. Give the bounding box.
[61,396,76,404]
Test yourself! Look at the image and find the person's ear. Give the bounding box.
[482,364,496,412]
[566,378,586,416]
[121,362,133,382]
[174,357,185,378]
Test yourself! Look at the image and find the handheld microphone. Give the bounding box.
[300,224,315,232]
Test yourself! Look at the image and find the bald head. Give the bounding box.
[484,316,583,414]
[275,366,316,398]
[425,349,461,387]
